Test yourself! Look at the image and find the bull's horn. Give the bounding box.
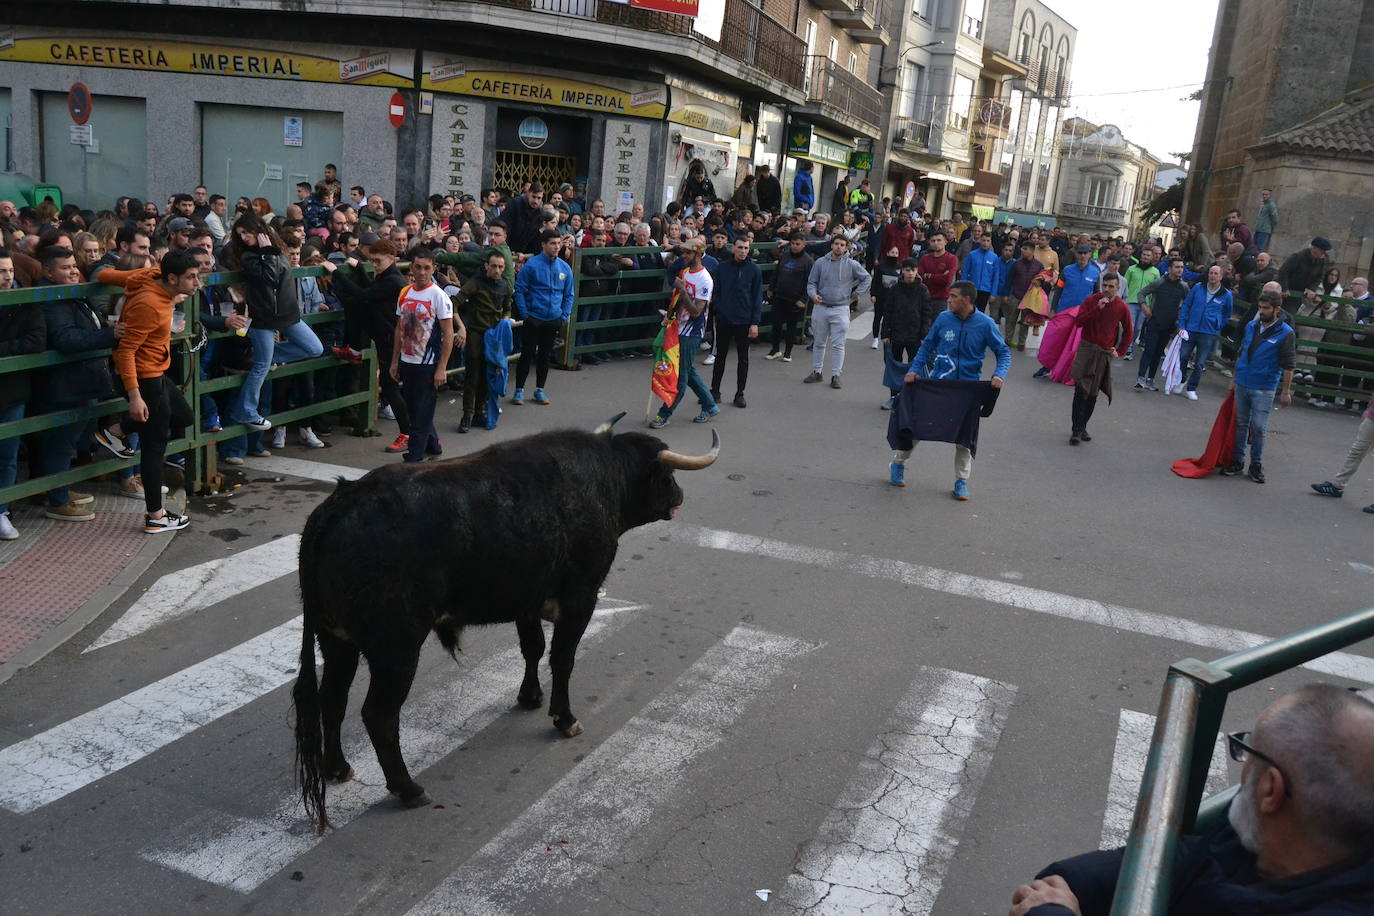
[593,411,627,435]
[658,429,720,470]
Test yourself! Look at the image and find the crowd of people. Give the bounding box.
[0,167,1370,537]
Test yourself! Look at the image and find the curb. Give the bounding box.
[0,524,177,688]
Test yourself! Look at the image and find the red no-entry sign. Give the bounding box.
[388,93,405,128]
[68,83,92,125]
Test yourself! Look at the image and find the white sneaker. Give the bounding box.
[703,353,716,365]
[379,403,395,421]
[298,428,325,448]
[1185,390,1198,401]
[0,512,17,540]
[869,338,880,349]
[271,427,287,450]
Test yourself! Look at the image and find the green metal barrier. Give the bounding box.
[560,241,780,369]
[1109,606,1374,915]
[0,264,380,505]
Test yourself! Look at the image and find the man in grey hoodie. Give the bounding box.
[804,236,871,389]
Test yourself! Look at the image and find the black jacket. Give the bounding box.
[1277,249,1327,306]
[238,246,301,330]
[756,175,782,214]
[35,282,116,407]
[878,280,937,344]
[0,297,45,409]
[332,264,407,345]
[1140,276,1191,329]
[770,250,815,305]
[504,197,545,255]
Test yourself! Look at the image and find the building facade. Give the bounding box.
[1184,0,1374,275]
[1053,117,1159,239]
[0,1,846,217]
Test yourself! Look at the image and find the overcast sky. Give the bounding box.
[1051,0,1220,165]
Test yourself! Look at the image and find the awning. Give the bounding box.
[678,134,733,154]
[921,169,975,187]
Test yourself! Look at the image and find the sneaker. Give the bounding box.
[46,501,95,522]
[805,343,814,351]
[703,353,716,365]
[245,416,272,431]
[1079,430,1093,442]
[1310,398,1330,408]
[118,476,146,499]
[732,393,747,408]
[458,416,471,434]
[533,388,550,405]
[888,461,906,487]
[782,354,793,362]
[384,433,410,453]
[144,510,190,534]
[0,512,17,540]
[222,455,245,466]
[953,479,970,501]
[70,491,94,505]
[1144,380,1159,392]
[298,428,325,449]
[1219,462,1245,476]
[1311,481,1344,497]
[1218,367,1234,378]
[378,404,395,421]
[511,388,525,405]
[1133,380,1146,391]
[692,407,720,423]
[1123,352,1134,361]
[165,454,186,470]
[95,427,136,459]
[803,371,823,383]
[1033,366,1050,379]
[869,338,880,350]
[425,438,443,456]
[830,375,842,389]
[204,416,222,433]
[1363,504,1374,514]
[764,351,782,361]
[1248,463,1266,484]
[247,448,272,458]
[331,345,363,365]
[1070,431,1081,445]
[881,395,897,410]
[1184,390,1198,401]
[270,427,287,450]
[649,416,669,429]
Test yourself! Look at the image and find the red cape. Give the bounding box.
[1171,391,1236,478]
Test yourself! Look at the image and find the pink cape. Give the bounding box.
[1036,306,1082,386]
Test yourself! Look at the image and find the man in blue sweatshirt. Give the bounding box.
[512,229,574,405]
[890,280,1011,499]
[958,233,1002,313]
[709,237,763,408]
[1175,264,1233,400]
[1220,291,1294,484]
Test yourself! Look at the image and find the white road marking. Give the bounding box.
[778,667,1016,915]
[143,604,646,893]
[0,600,640,815]
[406,626,816,916]
[1099,709,1230,850]
[846,310,874,340]
[86,535,302,651]
[244,455,368,483]
[672,526,1374,684]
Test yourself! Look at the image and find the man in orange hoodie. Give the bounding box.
[96,249,200,532]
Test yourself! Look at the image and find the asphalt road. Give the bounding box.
[3,334,1372,916]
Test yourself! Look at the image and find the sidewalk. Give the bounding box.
[0,482,184,685]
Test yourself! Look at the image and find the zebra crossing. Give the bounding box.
[4,518,1369,914]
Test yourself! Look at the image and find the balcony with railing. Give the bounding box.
[798,55,885,136]
[1060,201,1128,224]
[893,116,932,150]
[828,0,889,44]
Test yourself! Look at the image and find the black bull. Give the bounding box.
[292,415,719,829]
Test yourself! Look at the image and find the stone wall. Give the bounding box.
[1249,151,1374,279]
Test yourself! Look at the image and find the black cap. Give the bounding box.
[458,194,475,203]
[1311,236,1332,251]
[167,217,193,231]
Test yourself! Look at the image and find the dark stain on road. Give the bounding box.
[209,528,246,542]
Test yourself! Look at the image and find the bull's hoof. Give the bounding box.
[517,691,545,710]
[556,719,583,738]
[398,787,432,809]
[327,764,355,783]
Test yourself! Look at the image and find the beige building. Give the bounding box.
[1053,117,1160,238]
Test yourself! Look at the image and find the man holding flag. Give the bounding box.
[650,237,719,428]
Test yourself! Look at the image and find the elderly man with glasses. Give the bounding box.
[1008,684,1374,915]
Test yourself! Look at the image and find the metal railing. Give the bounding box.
[893,117,932,149]
[804,55,885,130]
[1110,607,1374,914]
[1060,202,1128,223]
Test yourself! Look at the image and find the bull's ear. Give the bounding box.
[593,412,627,436]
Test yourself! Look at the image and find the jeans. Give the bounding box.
[811,305,850,376]
[1254,231,1270,253]
[1137,323,1175,382]
[658,334,715,420]
[397,361,439,462]
[1177,332,1217,392]
[1335,417,1374,488]
[0,402,23,514]
[1127,303,1147,352]
[1232,385,1276,466]
[230,321,323,423]
[36,398,97,507]
[710,321,753,395]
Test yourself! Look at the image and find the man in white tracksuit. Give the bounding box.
[804,235,871,389]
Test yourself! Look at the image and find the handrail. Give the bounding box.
[1109,606,1374,915]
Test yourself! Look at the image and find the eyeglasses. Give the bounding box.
[1226,730,1291,797]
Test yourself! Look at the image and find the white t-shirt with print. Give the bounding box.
[395,282,454,365]
[677,266,714,337]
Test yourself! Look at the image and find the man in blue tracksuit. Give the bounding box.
[1057,245,1102,312]
[793,161,815,214]
[890,280,1011,499]
[1175,264,1234,399]
[1220,290,1294,484]
[958,233,1002,313]
[512,229,574,405]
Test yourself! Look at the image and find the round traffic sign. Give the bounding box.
[388,92,406,128]
[68,83,92,125]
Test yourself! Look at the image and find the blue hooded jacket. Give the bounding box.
[959,247,1002,294]
[514,252,575,322]
[910,308,1012,381]
[793,169,815,210]
[1179,282,1234,335]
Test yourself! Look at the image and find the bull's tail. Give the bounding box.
[293,503,333,833]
